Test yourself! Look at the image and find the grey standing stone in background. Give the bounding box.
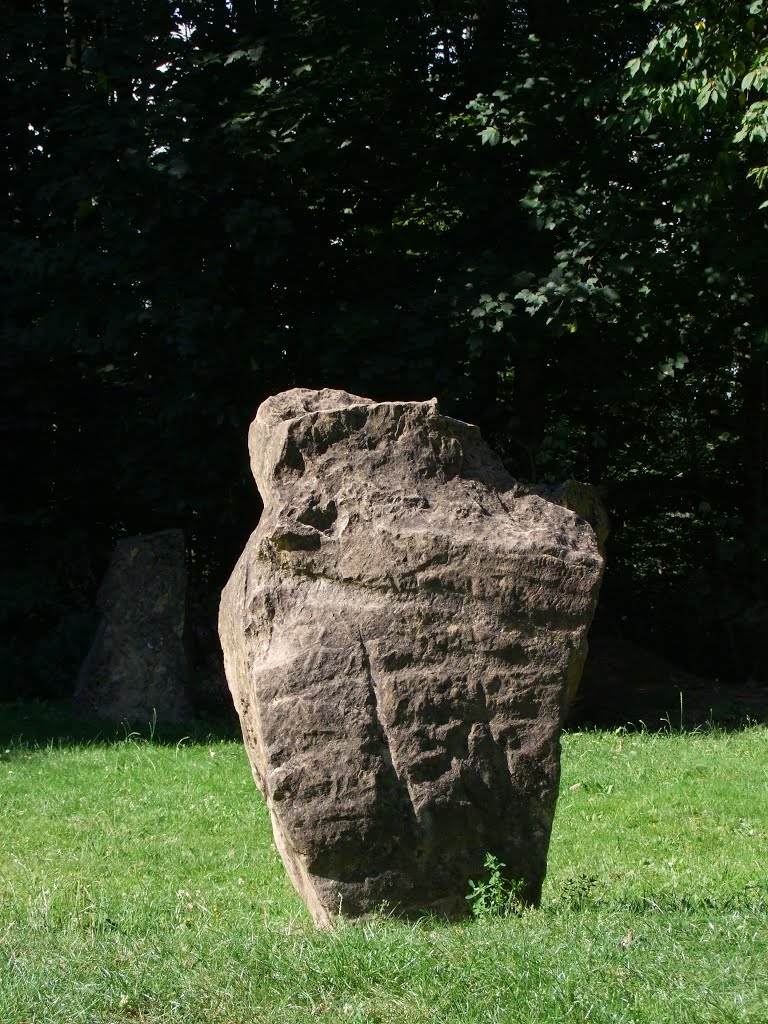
[74,528,192,724]
[219,389,604,927]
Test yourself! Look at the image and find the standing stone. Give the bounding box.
[219,389,604,926]
[74,529,193,724]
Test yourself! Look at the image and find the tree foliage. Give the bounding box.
[1,0,766,696]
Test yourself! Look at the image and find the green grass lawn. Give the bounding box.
[0,706,766,1023]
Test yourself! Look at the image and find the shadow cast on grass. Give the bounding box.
[4,683,767,752]
[566,681,768,734]
[567,630,768,733]
[0,699,242,750]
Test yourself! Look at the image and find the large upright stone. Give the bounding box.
[74,529,192,724]
[219,389,604,926]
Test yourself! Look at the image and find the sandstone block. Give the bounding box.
[219,389,604,925]
[75,528,192,724]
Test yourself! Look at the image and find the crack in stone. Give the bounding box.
[357,628,417,815]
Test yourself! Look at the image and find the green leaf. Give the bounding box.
[696,86,712,108]
[626,57,643,78]
[480,126,501,146]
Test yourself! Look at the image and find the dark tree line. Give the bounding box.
[2,0,767,698]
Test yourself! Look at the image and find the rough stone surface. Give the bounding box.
[538,479,610,559]
[219,389,604,926]
[74,529,193,724]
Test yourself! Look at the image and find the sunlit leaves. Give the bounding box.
[621,1,768,198]
[480,125,501,145]
[659,352,690,380]
[734,100,768,142]
[468,90,529,148]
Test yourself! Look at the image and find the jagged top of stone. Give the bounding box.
[247,388,600,567]
[255,387,376,425]
[250,387,509,491]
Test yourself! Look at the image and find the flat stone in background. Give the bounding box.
[74,528,193,724]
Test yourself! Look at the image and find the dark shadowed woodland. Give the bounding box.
[2,1,767,719]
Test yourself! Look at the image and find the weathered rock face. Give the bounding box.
[219,389,604,926]
[74,529,193,724]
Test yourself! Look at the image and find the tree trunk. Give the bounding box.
[464,0,509,96]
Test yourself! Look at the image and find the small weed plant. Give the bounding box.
[466,853,524,919]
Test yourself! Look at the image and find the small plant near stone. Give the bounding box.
[466,853,525,919]
[554,871,600,910]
